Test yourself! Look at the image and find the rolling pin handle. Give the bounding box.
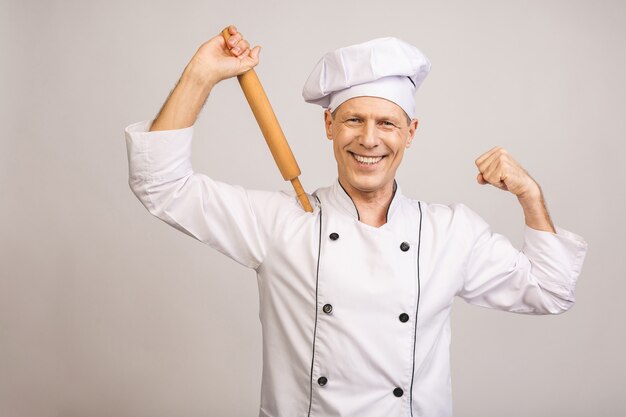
[291,178,313,213]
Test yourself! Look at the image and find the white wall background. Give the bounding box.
[1,0,624,416]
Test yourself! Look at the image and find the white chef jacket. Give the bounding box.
[125,120,588,417]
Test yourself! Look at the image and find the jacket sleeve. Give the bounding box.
[456,204,588,314]
[124,119,282,270]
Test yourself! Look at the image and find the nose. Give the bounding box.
[358,120,379,149]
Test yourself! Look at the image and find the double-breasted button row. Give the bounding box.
[330,232,409,254]
[318,377,404,399]
[399,313,410,323]
[322,304,333,314]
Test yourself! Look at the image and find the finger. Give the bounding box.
[221,25,239,49]
[476,172,488,185]
[227,33,242,48]
[482,158,502,182]
[476,149,502,175]
[476,172,503,188]
[239,46,261,69]
[475,146,502,167]
[482,159,508,189]
[478,148,511,177]
[474,146,499,167]
[232,39,250,56]
[239,39,250,51]
[226,24,238,36]
[240,46,261,67]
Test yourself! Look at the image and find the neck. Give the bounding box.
[339,178,397,227]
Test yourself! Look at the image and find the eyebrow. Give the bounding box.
[343,112,402,123]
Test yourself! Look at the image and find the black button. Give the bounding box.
[400,242,410,252]
[318,376,328,386]
[393,387,404,397]
[323,304,333,314]
[399,313,409,323]
[329,232,339,241]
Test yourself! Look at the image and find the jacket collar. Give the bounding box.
[330,179,402,223]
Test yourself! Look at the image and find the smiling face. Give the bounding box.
[324,96,418,198]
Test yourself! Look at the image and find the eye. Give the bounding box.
[345,117,362,124]
[380,120,397,127]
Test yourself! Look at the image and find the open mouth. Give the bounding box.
[350,152,385,165]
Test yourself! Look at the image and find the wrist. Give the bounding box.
[516,181,542,207]
[182,59,218,93]
[516,187,556,233]
[518,196,545,216]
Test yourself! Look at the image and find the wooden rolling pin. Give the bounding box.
[221,28,313,213]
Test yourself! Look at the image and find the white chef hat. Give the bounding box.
[302,37,431,119]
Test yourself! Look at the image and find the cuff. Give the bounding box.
[522,225,588,289]
[124,120,195,182]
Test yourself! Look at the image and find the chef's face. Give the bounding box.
[324,96,418,196]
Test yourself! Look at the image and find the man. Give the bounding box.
[125,26,587,417]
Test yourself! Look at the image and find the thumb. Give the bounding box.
[250,45,261,61]
[237,45,261,73]
[477,172,487,185]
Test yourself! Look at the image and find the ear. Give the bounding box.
[406,118,419,148]
[324,109,334,140]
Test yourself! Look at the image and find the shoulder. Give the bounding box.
[400,195,475,219]
[401,196,488,233]
[246,184,325,222]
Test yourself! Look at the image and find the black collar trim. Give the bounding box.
[338,179,399,223]
[384,180,398,222]
[337,179,360,221]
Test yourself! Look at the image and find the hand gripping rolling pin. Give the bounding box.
[222,28,313,213]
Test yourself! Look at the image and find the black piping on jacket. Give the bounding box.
[408,201,423,417]
[307,195,323,417]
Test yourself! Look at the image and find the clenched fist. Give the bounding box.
[475,147,542,203]
[475,146,555,232]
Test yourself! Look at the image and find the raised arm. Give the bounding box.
[125,27,284,270]
[458,147,588,314]
[150,25,261,131]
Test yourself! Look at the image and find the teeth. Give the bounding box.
[353,153,383,164]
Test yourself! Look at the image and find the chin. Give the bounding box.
[345,175,389,193]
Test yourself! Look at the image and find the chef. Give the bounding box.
[125,26,588,417]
